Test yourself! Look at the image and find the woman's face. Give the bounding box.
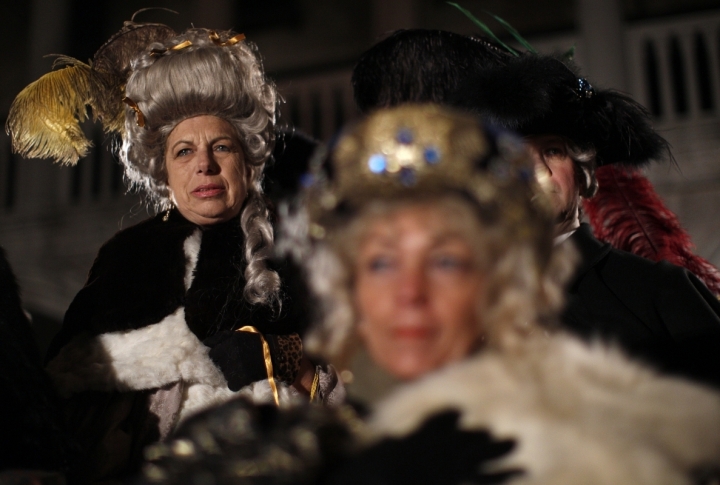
[354,203,485,381]
[165,115,248,226]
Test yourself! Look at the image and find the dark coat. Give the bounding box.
[561,223,720,387]
[45,210,308,483]
[0,247,76,475]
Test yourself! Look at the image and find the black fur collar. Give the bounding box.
[46,210,304,363]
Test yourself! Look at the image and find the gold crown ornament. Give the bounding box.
[301,104,554,254]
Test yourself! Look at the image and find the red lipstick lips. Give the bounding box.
[192,184,225,198]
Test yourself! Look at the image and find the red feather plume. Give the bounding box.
[583,165,720,295]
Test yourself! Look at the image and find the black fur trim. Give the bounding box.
[46,210,307,363]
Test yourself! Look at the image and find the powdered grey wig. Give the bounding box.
[120,28,275,204]
[120,28,279,306]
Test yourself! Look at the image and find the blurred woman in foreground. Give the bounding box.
[138,105,720,485]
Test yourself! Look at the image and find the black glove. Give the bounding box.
[322,410,522,485]
[204,331,305,391]
[204,330,267,391]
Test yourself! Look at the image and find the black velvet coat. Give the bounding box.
[44,210,308,483]
[561,223,720,387]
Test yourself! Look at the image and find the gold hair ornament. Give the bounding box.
[209,31,246,46]
[150,39,192,56]
[309,368,320,402]
[122,97,145,127]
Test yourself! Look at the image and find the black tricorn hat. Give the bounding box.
[450,52,670,167]
[352,29,669,167]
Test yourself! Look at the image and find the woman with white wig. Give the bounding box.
[7,20,339,483]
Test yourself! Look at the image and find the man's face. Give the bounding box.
[525,135,580,235]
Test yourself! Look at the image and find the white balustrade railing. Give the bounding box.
[626,10,720,125]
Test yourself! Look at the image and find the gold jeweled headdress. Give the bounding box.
[302,104,553,247]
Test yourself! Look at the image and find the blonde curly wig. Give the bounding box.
[298,195,576,369]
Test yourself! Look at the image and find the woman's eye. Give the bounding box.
[176,148,191,157]
[431,255,470,271]
[215,144,231,152]
[367,256,395,272]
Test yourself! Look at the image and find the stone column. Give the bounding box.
[576,0,627,91]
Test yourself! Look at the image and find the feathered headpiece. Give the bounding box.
[447,7,720,291]
[447,3,670,167]
[351,11,669,167]
[5,17,176,165]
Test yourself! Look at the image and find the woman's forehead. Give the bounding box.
[359,202,478,245]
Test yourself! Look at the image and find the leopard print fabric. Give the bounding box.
[268,333,303,384]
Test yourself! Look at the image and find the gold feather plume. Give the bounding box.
[6,19,175,165]
[7,59,94,165]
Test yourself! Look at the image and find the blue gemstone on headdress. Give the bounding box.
[424,146,441,164]
[399,167,416,186]
[368,154,387,173]
[300,173,315,188]
[396,128,414,145]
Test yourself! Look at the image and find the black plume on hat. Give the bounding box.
[450,53,670,167]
